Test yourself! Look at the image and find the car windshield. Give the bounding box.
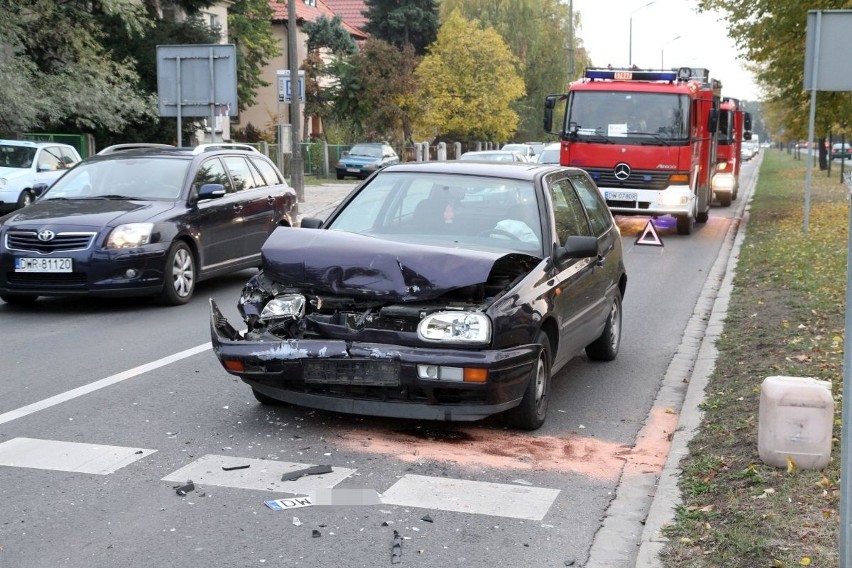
[325,171,543,256]
[567,91,689,142]
[43,157,191,200]
[0,145,37,169]
[348,145,382,158]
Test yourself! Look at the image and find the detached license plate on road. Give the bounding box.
[605,191,637,202]
[15,257,73,273]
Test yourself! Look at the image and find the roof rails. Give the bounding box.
[192,143,260,154]
[97,143,177,155]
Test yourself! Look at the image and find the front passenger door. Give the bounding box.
[191,157,240,270]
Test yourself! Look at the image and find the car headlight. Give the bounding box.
[418,311,491,344]
[260,294,306,322]
[105,223,154,249]
[363,163,378,171]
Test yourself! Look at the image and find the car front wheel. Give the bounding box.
[16,190,34,209]
[503,331,551,430]
[158,241,195,305]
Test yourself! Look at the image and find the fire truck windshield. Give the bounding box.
[566,92,689,144]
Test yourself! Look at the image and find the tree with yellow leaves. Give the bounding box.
[412,10,525,142]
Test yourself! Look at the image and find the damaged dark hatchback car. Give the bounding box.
[210,161,627,429]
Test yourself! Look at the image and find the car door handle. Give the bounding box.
[266,196,276,205]
[596,254,605,267]
[233,204,243,212]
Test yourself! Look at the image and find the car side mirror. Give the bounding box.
[554,235,599,264]
[299,217,323,229]
[197,183,226,201]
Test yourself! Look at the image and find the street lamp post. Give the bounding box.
[660,35,682,70]
[629,0,656,67]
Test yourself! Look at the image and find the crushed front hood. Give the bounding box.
[261,227,537,302]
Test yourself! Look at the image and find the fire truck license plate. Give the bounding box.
[605,191,637,202]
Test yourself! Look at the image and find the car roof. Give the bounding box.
[0,139,75,149]
[83,143,266,162]
[381,160,580,181]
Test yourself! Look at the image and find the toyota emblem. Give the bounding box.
[37,229,55,242]
[613,163,631,181]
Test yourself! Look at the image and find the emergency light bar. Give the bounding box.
[585,68,678,82]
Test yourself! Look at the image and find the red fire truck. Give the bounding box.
[711,96,752,207]
[544,67,722,235]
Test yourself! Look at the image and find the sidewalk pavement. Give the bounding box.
[294,182,358,225]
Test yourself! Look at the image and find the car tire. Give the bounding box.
[252,387,287,406]
[503,331,551,430]
[16,190,34,209]
[336,173,344,180]
[158,241,195,306]
[585,292,622,362]
[718,192,732,207]
[1,294,38,306]
[676,213,693,235]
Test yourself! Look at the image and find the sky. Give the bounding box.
[571,0,761,101]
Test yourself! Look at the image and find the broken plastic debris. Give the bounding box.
[420,515,433,523]
[312,529,322,538]
[292,517,302,526]
[175,481,195,496]
[512,479,533,486]
[222,464,250,471]
[391,530,403,564]
[281,464,333,482]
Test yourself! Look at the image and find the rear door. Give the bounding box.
[221,155,275,258]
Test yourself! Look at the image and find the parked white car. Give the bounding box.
[0,140,82,213]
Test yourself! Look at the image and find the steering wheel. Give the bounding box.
[479,228,522,241]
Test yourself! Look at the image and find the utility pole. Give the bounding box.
[288,0,304,203]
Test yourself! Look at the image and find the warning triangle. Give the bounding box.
[635,219,663,247]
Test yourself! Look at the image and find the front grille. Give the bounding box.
[6,231,96,253]
[303,359,401,386]
[7,272,88,285]
[585,168,673,190]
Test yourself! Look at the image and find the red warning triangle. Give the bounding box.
[635,219,663,247]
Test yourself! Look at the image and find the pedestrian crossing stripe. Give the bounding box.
[0,437,155,475]
[635,219,663,246]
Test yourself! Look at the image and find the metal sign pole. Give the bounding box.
[208,47,216,144]
[176,57,182,147]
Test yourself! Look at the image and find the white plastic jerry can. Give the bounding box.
[758,376,834,470]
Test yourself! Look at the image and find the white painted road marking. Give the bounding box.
[380,474,560,521]
[162,454,356,493]
[0,437,155,475]
[0,342,211,426]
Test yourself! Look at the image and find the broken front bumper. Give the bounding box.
[209,299,540,422]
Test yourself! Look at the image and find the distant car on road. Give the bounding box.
[831,143,852,161]
[0,144,296,306]
[336,142,400,180]
[210,161,627,430]
[0,140,81,213]
[501,143,536,161]
[536,142,561,164]
[460,150,529,162]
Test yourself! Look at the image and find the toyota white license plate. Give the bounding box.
[605,191,637,202]
[15,257,73,273]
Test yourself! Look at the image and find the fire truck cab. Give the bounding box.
[544,67,721,235]
[711,97,752,207]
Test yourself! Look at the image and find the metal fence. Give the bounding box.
[245,140,499,179]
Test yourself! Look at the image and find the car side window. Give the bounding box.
[37,147,63,171]
[569,174,614,237]
[249,157,285,186]
[222,156,262,192]
[548,177,592,243]
[193,158,234,194]
[59,148,79,168]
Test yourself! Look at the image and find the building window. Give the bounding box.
[304,0,316,6]
[203,12,220,30]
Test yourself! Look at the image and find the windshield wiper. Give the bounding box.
[630,132,672,146]
[77,194,132,200]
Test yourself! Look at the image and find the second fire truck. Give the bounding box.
[544,67,722,235]
[711,96,752,206]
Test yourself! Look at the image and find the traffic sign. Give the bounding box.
[277,70,305,103]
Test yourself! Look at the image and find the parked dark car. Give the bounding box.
[0,144,296,306]
[335,142,400,180]
[210,161,627,429]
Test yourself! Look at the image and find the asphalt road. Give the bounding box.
[0,159,757,568]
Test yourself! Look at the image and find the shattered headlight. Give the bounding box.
[259,294,306,322]
[417,311,491,345]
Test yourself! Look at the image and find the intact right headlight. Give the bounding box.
[418,311,491,345]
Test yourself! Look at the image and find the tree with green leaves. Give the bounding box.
[362,0,439,56]
[413,10,525,142]
[440,0,588,141]
[228,0,281,113]
[699,0,852,161]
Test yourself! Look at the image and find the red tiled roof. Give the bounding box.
[322,0,368,32]
[269,0,367,38]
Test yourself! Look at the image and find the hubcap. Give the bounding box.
[534,354,546,404]
[609,301,621,349]
[171,248,194,298]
